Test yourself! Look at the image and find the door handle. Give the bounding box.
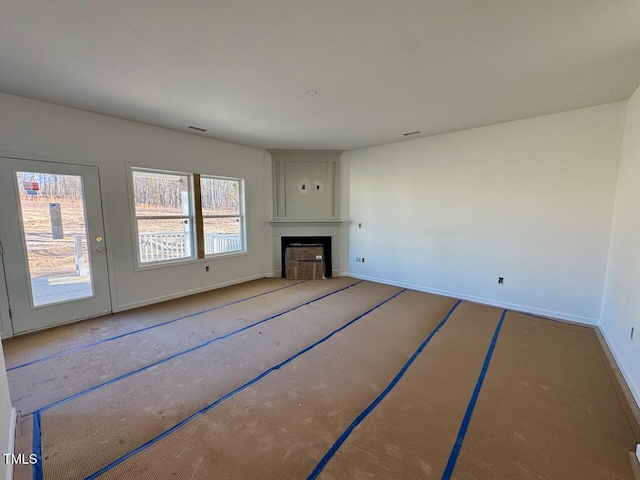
[95,236,105,252]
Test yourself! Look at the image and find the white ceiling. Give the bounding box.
[1,1,640,151]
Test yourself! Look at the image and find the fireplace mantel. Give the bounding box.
[269,221,344,227]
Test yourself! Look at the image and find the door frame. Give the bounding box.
[0,238,12,339]
[0,150,117,338]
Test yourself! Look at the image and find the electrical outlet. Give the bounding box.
[205,265,210,272]
[355,257,362,263]
[358,223,362,228]
[361,257,365,263]
[498,277,504,284]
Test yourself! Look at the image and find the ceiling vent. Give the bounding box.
[187,126,207,132]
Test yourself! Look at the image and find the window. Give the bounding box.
[200,176,246,256]
[132,169,194,264]
[130,168,246,267]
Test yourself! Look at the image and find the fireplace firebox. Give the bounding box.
[281,236,332,278]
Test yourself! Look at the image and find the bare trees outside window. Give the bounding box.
[130,168,246,266]
[132,169,194,264]
[200,177,245,256]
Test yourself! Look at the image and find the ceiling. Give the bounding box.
[1,1,639,151]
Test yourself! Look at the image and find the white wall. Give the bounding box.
[601,84,640,406]
[0,93,271,313]
[338,155,350,276]
[344,103,626,324]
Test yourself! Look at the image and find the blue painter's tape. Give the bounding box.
[33,280,363,480]
[32,411,42,480]
[37,281,363,414]
[307,299,462,480]
[8,281,308,372]
[83,288,407,480]
[441,309,507,480]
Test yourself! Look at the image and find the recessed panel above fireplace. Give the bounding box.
[271,150,340,222]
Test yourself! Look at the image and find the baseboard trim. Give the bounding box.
[344,273,598,326]
[6,407,16,480]
[114,273,268,312]
[599,327,640,413]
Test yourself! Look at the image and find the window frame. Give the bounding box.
[128,167,248,270]
[130,167,197,269]
[199,174,247,258]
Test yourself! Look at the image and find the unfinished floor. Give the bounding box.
[3,277,639,479]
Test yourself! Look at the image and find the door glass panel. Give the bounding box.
[16,172,94,307]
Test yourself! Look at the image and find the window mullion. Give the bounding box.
[193,174,205,259]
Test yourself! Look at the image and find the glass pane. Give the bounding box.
[137,218,193,263]
[132,170,190,216]
[16,172,94,307]
[203,217,242,255]
[200,177,240,216]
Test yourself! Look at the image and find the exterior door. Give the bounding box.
[0,158,111,335]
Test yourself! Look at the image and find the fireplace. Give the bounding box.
[281,236,332,278]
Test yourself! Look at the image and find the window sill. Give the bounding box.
[134,250,249,272]
[134,256,198,272]
[204,250,249,260]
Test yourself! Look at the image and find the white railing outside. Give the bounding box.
[74,234,89,275]
[204,234,242,255]
[139,231,189,262]
[138,231,241,262]
[75,232,242,267]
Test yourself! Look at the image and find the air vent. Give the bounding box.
[188,126,207,132]
[403,131,421,137]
